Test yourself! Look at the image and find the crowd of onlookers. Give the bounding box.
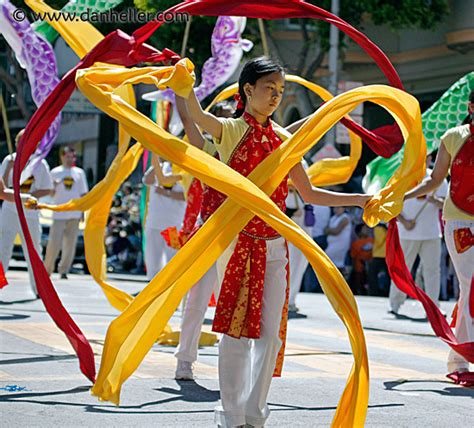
[103,184,461,301]
[299,205,460,301]
[1,142,459,302]
[105,182,144,274]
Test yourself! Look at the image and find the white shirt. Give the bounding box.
[0,153,53,219]
[398,169,448,241]
[312,205,331,237]
[143,162,186,231]
[326,212,352,268]
[50,165,89,220]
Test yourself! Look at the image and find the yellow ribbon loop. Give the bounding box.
[75,61,425,427]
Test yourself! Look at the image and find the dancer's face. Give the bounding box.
[244,71,285,119]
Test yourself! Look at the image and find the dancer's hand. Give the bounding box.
[357,194,371,208]
[24,196,38,209]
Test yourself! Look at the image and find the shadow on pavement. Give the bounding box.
[384,379,474,397]
[386,313,428,323]
[0,385,90,402]
[85,381,220,414]
[0,299,39,305]
[155,380,220,402]
[0,313,30,321]
[288,312,308,320]
[0,354,77,366]
[268,402,404,412]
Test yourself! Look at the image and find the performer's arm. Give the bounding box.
[325,217,349,235]
[184,90,222,139]
[285,116,310,134]
[405,144,451,200]
[175,95,205,149]
[151,154,182,187]
[143,166,156,186]
[290,162,369,208]
[0,178,38,207]
[31,189,52,199]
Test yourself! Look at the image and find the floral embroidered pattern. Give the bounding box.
[450,124,474,215]
[212,112,289,342]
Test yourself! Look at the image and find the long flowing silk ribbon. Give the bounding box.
[0,262,7,288]
[387,221,474,363]
[203,77,363,186]
[26,0,140,312]
[14,0,422,423]
[75,61,425,427]
[12,0,178,382]
[143,0,404,155]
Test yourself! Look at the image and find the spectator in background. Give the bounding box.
[389,154,448,315]
[301,204,331,293]
[121,181,139,210]
[44,146,89,279]
[143,154,185,280]
[368,223,390,296]
[312,204,331,250]
[0,130,53,296]
[287,160,314,313]
[325,206,352,273]
[349,224,373,295]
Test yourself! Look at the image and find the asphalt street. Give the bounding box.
[0,270,472,427]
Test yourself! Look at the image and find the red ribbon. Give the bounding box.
[233,93,244,110]
[14,0,410,382]
[0,262,7,289]
[386,220,474,364]
[13,32,178,383]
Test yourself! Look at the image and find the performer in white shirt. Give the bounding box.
[44,147,89,279]
[286,161,313,313]
[389,155,448,314]
[0,130,53,296]
[142,155,186,280]
[325,207,352,270]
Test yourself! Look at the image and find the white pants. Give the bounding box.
[444,220,474,372]
[288,212,311,306]
[144,226,176,280]
[44,218,80,275]
[389,238,441,312]
[0,207,41,294]
[174,264,219,363]
[215,237,288,428]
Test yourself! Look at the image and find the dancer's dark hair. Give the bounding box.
[234,57,285,118]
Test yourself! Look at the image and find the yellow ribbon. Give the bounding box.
[27,0,142,311]
[205,76,362,187]
[75,60,424,426]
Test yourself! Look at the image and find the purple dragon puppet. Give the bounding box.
[142,16,253,135]
[0,0,61,181]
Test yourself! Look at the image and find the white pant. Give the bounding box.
[144,226,176,280]
[215,237,288,428]
[0,207,41,294]
[389,238,441,312]
[288,212,311,306]
[44,218,80,275]
[444,220,474,372]
[174,264,219,363]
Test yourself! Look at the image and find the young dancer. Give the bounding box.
[177,57,369,427]
[404,90,473,380]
